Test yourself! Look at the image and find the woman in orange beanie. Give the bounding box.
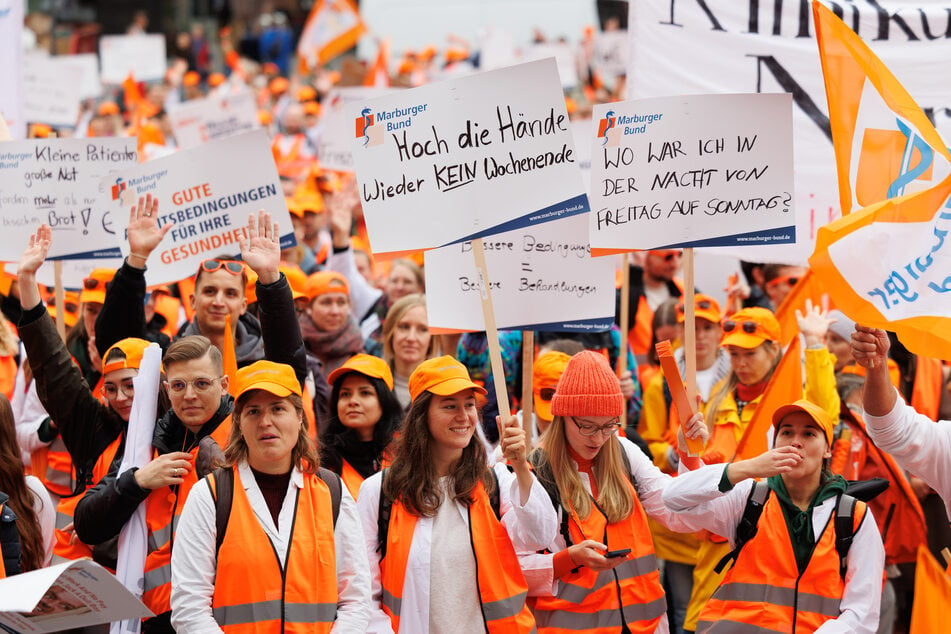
[299,270,365,376]
[523,350,708,633]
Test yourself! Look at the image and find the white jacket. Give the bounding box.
[356,462,557,634]
[662,463,885,634]
[170,461,371,633]
[865,388,951,517]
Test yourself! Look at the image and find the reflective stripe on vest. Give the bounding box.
[532,473,665,634]
[32,438,74,497]
[380,479,535,633]
[211,466,337,633]
[698,492,865,633]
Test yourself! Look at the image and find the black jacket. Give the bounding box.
[614,264,685,332]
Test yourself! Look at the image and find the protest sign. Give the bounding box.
[317,87,394,171]
[570,118,593,196]
[523,43,579,88]
[31,256,125,289]
[168,89,259,149]
[99,34,166,84]
[591,30,628,86]
[348,58,589,255]
[67,53,102,100]
[425,213,615,331]
[0,559,152,633]
[588,93,795,253]
[0,0,24,139]
[23,55,83,127]
[0,138,137,260]
[100,129,294,285]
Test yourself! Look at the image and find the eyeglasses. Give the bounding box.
[722,320,759,335]
[537,387,556,402]
[765,274,799,290]
[651,250,683,262]
[676,299,713,316]
[102,380,135,399]
[165,376,222,393]
[572,417,622,437]
[83,278,108,291]
[198,260,244,276]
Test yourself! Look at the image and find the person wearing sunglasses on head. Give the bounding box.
[519,350,709,633]
[761,262,808,311]
[67,268,116,390]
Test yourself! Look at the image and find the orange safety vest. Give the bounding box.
[697,493,867,633]
[629,295,655,368]
[52,435,123,565]
[533,485,667,633]
[911,356,944,421]
[271,134,314,180]
[141,417,231,616]
[31,436,75,498]
[0,355,15,400]
[211,466,337,632]
[340,459,363,500]
[380,481,535,633]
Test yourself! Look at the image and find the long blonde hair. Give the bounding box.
[706,340,781,418]
[538,416,634,523]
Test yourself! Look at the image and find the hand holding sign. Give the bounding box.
[239,211,281,285]
[498,413,535,505]
[127,194,172,269]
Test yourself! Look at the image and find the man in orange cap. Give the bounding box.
[272,103,316,180]
[182,71,203,100]
[207,72,225,89]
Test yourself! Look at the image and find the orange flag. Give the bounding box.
[910,545,951,633]
[363,39,391,87]
[298,0,366,72]
[223,314,239,396]
[774,270,832,345]
[813,0,951,216]
[732,337,803,461]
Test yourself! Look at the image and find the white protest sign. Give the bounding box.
[99,34,166,84]
[316,87,394,171]
[31,256,125,289]
[523,43,579,88]
[588,93,795,253]
[0,559,152,633]
[0,138,137,260]
[425,213,615,331]
[168,89,259,149]
[0,0,24,139]
[67,53,102,100]
[349,58,589,255]
[23,55,83,127]
[591,30,628,84]
[570,118,594,196]
[100,129,294,285]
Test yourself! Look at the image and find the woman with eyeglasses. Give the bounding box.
[681,304,839,634]
[300,270,365,376]
[521,350,709,633]
[320,354,402,499]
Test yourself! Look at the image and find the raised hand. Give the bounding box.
[18,224,52,276]
[851,325,890,370]
[795,297,834,347]
[127,194,172,267]
[238,211,281,285]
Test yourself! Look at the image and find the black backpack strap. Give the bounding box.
[529,450,571,546]
[208,467,234,555]
[377,468,392,558]
[715,481,770,574]
[616,437,638,492]
[317,467,342,526]
[488,467,501,520]
[834,493,859,581]
[0,494,22,577]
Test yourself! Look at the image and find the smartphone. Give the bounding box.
[604,548,631,559]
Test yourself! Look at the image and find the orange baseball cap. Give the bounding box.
[245,268,259,304]
[269,77,289,95]
[302,101,321,116]
[235,360,302,399]
[409,356,486,402]
[720,307,781,349]
[772,398,834,445]
[445,47,469,63]
[257,110,273,126]
[327,353,394,390]
[279,263,308,300]
[102,338,152,374]
[532,351,572,422]
[80,268,116,305]
[304,270,349,300]
[97,102,120,116]
[47,291,80,328]
[31,124,52,138]
[183,71,201,87]
[676,294,722,325]
[296,191,324,213]
[262,62,280,75]
[297,86,317,102]
[208,72,226,87]
[285,196,303,218]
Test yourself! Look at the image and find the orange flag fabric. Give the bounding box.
[813,0,951,216]
[910,545,951,634]
[223,314,239,396]
[298,0,366,72]
[732,337,803,461]
[363,39,391,87]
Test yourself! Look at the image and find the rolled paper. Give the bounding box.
[655,339,704,456]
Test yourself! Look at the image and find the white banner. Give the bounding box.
[99,35,166,84]
[67,53,103,100]
[629,1,951,263]
[0,139,137,260]
[348,58,589,255]
[168,89,259,149]
[0,0,24,139]
[100,130,294,285]
[316,87,394,171]
[23,55,83,127]
[425,214,615,331]
[588,94,795,252]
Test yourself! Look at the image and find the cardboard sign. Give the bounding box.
[316,87,394,171]
[0,560,152,633]
[588,93,795,252]
[99,34,166,84]
[168,89,259,149]
[100,130,294,285]
[425,214,615,331]
[0,138,137,260]
[23,55,83,127]
[348,58,589,255]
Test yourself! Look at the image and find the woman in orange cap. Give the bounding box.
[357,356,557,633]
[663,399,884,632]
[321,354,403,499]
[300,271,365,375]
[67,268,116,389]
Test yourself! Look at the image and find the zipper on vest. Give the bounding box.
[466,506,491,633]
[276,489,302,634]
[791,498,838,633]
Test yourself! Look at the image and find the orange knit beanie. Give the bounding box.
[550,350,624,417]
